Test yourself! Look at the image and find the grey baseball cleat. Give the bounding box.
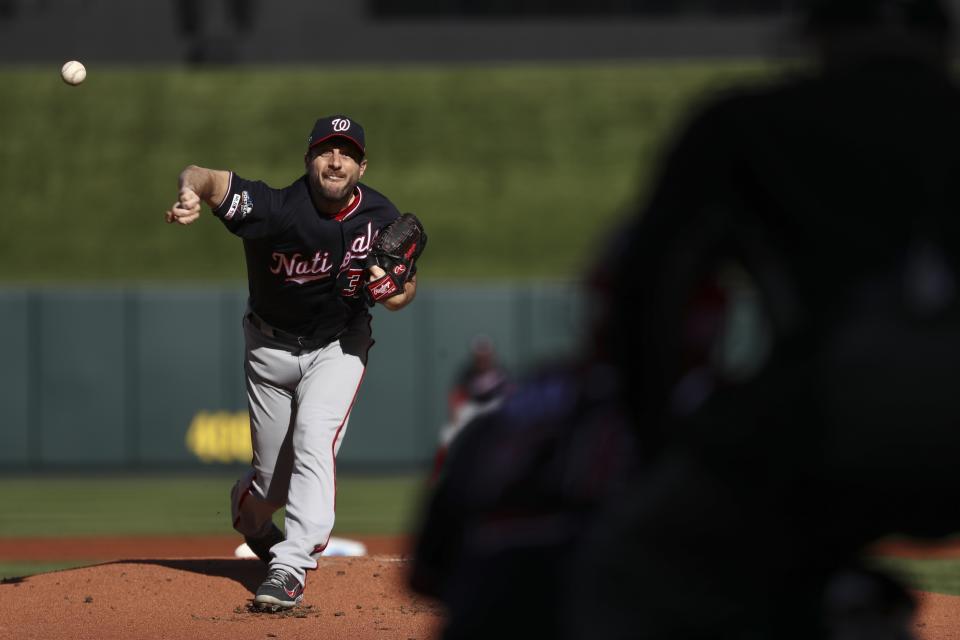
[244,523,284,564]
[254,567,304,611]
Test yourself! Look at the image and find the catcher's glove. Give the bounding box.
[364,212,427,305]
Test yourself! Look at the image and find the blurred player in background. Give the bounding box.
[430,335,512,482]
[411,0,960,637]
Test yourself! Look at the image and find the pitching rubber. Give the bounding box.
[235,536,368,559]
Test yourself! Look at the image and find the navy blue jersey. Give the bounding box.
[213,172,401,338]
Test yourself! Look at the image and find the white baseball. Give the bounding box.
[61,60,86,86]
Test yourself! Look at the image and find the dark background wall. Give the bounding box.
[0,0,858,64]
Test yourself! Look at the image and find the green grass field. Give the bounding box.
[871,555,960,597]
[0,62,779,282]
[2,474,426,537]
[0,473,429,579]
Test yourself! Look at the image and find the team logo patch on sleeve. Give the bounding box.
[224,193,241,220]
[240,190,253,218]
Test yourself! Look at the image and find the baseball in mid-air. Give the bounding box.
[61,60,86,86]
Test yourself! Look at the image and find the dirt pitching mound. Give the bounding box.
[2,538,959,640]
[915,592,960,640]
[0,556,443,640]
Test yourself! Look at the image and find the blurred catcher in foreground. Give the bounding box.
[410,1,960,638]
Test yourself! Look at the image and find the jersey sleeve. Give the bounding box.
[211,172,281,239]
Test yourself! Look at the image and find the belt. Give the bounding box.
[247,312,330,350]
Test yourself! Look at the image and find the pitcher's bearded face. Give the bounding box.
[306,140,367,204]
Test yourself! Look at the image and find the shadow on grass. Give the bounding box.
[0,558,266,592]
[0,559,102,582]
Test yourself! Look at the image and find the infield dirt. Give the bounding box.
[0,554,442,640]
[2,535,960,639]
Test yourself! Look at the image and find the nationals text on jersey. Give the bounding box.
[270,250,334,284]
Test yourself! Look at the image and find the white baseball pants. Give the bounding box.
[231,314,366,586]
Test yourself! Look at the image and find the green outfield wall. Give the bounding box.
[0,284,587,471]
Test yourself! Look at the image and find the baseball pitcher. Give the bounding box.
[164,114,426,611]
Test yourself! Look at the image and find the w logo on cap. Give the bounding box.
[308,115,366,153]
